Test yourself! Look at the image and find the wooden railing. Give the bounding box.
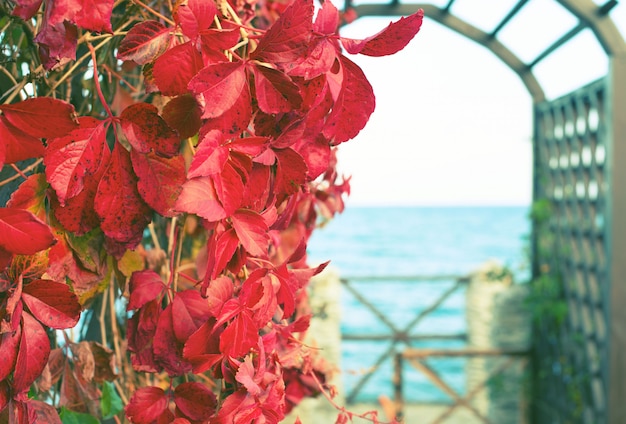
[393,348,528,424]
[340,275,529,423]
[340,274,470,403]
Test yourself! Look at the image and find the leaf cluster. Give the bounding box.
[0,0,423,422]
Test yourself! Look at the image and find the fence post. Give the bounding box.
[466,260,530,423]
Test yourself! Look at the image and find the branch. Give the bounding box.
[132,0,175,25]
[87,43,115,119]
[0,159,43,187]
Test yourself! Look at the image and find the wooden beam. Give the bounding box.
[556,0,626,56]
[352,4,546,102]
[606,52,626,424]
[403,347,529,358]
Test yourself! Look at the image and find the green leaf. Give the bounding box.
[101,381,124,419]
[59,407,100,424]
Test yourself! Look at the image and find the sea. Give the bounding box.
[306,205,531,404]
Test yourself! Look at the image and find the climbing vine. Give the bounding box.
[0,0,423,422]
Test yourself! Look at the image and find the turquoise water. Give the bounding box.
[307,206,530,403]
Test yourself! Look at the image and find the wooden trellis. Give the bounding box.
[343,2,626,423]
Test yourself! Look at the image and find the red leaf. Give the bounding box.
[251,0,313,65]
[175,177,227,222]
[94,144,152,254]
[287,37,337,79]
[0,97,77,139]
[294,136,331,180]
[6,173,49,219]
[127,270,166,311]
[59,361,89,412]
[171,290,211,342]
[228,136,270,156]
[204,229,239,282]
[0,325,21,382]
[235,355,261,395]
[214,389,259,423]
[125,387,171,424]
[21,279,81,329]
[250,63,302,114]
[0,117,44,165]
[174,0,217,40]
[131,150,186,217]
[314,0,339,34]
[12,312,50,394]
[52,164,104,235]
[46,243,102,307]
[44,117,109,206]
[120,103,181,157]
[127,299,160,372]
[35,21,78,70]
[205,275,234,316]
[153,42,204,96]
[12,0,43,20]
[0,381,8,413]
[117,20,172,65]
[153,303,192,376]
[240,273,276,327]
[199,28,241,51]
[188,61,248,119]
[43,0,113,33]
[198,83,252,135]
[272,266,300,318]
[28,400,62,424]
[274,148,307,199]
[162,95,202,139]
[0,207,55,255]
[242,164,271,211]
[323,55,375,144]
[219,306,258,358]
[231,209,269,258]
[174,382,217,421]
[182,318,223,374]
[214,161,245,216]
[341,10,424,56]
[188,130,229,178]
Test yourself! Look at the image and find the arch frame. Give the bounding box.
[346,2,626,422]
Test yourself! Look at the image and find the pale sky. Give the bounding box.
[334,1,626,206]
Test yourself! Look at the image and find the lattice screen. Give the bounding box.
[533,78,609,424]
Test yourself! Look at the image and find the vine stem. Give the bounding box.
[173,221,185,292]
[0,159,39,189]
[100,286,109,347]
[102,64,140,93]
[87,43,115,120]
[50,35,111,91]
[133,0,175,25]
[9,163,29,180]
[108,280,124,387]
[309,371,399,424]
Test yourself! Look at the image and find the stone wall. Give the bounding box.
[466,261,531,424]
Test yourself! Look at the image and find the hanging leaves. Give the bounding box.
[2,0,424,421]
[21,279,81,329]
[117,21,172,64]
[0,208,55,258]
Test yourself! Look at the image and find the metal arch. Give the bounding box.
[350,1,626,103]
[556,0,626,57]
[351,3,546,102]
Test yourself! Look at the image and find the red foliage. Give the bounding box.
[0,0,423,422]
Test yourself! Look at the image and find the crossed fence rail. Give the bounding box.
[339,275,529,423]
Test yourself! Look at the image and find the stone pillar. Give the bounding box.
[466,260,531,424]
[285,267,343,423]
